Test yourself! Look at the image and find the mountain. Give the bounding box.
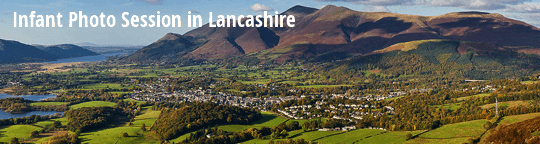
[34,44,99,59]
[124,5,540,64]
[0,39,58,64]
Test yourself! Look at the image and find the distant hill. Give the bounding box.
[34,44,99,59]
[0,39,58,64]
[124,5,540,64]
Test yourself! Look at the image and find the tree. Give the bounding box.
[52,120,62,128]
[10,137,19,144]
[29,130,39,138]
[406,133,413,140]
[141,123,147,132]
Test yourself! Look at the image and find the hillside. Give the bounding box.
[34,44,99,59]
[124,5,540,64]
[0,39,58,64]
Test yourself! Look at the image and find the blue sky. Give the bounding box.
[1,0,540,46]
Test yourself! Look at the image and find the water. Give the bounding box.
[0,93,61,119]
[43,53,127,64]
[0,110,62,119]
[0,93,56,101]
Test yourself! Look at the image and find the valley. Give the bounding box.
[2,3,540,144]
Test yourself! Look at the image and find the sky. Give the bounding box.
[1,0,540,46]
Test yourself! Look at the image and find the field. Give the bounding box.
[480,100,530,109]
[406,119,487,143]
[498,112,540,125]
[79,83,133,90]
[217,112,288,132]
[34,117,69,128]
[295,85,352,88]
[457,93,491,101]
[0,125,42,142]
[435,103,461,111]
[79,106,160,144]
[521,81,538,84]
[315,129,385,143]
[357,131,424,144]
[69,101,117,109]
[30,102,69,106]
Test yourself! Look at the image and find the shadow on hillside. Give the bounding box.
[434,17,540,47]
[251,113,278,125]
[354,17,413,34]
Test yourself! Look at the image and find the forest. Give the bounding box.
[153,102,262,140]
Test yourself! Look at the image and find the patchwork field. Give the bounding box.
[69,101,117,109]
[0,125,42,143]
[30,102,69,106]
[406,119,487,144]
[217,112,288,132]
[79,106,160,144]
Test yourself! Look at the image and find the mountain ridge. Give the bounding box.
[124,5,540,64]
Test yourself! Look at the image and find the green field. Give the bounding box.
[0,125,42,142]
[296,85,352,88]
[499,112,540,125]
[406,119,487,144]
[435,103,461,111]
[79,83,133,90]
[315,129,385,143]
[457,93,491,101]
[79,106,160,144]
[217,112,288,132]
[69,101,117,109]
[358,131,424,144]
[419,119,486,139]
[30,102,69,106]
[123,99,147,105]
[34,117,69,128]
[521,81,538,84]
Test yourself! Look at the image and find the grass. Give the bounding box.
[521,81,537,84]
[358,131,424,144]
[0,125,42,142]
[79,106,160,144]
[385,96,405,101]
[499,112,540,125]
[123,99,146,105]
[480,100,529,109]
[435,103,461,111]
[315,129,384,143]
[218,112,288,132]
[295,85,352,88]
[290,131,343,141]
[30,102,68,106]
[405,120,487,144]
[79,83,133,90]
[419,119,487,139]
[405,137,472,144]
[69,101,117,109]
[34,117,69,128]
[457,93,491,101]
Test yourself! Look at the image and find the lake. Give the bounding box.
[43,53,127,64]
[0,110,62,119]
[0,93,62,119]
[0,93,56,101]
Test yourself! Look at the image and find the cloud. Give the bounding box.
[423,0,529,10]
[315,0,415,6]
[315,0,533,10]
[190,10,201,14]
[249,4,274,12]
[122,2,134,6]
[503,3,540,13]
[132,0,165,5]
[365,6,390,12]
